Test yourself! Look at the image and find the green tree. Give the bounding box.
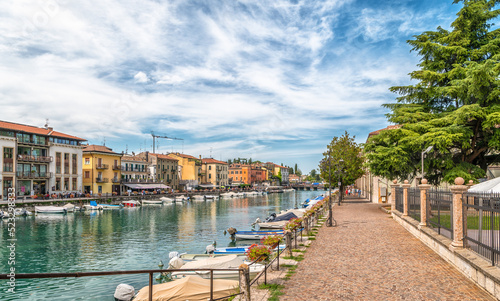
[365,0,500,184]
[319,131,365,191]
[227,159,232,165]
[294,163,298,174]
[296,169,302,177]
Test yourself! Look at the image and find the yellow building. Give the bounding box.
[82,145,122,195]
[168,153,202,190]
[201,158,228,187]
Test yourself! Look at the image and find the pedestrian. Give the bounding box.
[358,189,361,198]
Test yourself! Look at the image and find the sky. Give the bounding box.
[0,0,462,173]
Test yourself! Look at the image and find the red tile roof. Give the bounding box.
[122,155,148,162]
[0,120,86,141]
[367,125,402,140]
[83,145,121,155]
[151,153,178,161]
[202,158,227,165]
[171,153,199,160]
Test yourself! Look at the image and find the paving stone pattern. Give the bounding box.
[281,199,495,301]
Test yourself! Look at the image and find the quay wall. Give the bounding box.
[392,210,500,299]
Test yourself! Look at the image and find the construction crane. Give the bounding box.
[151,131,183,153]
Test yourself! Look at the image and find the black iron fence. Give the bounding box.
[395,187,404,213]
[428,189,453,240]
[408,188,421,222]
[463,192,500,266]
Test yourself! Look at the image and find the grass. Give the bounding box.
[308,237,316,240]
[283,265,297,280]
[292,249,305,253]
[283,254,305,262]
[258,283,285,301]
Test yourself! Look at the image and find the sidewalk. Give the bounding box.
[281,199,495,300]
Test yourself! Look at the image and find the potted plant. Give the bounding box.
[245,244,271,262]
[284,217,303,231]
[260,234,283,249]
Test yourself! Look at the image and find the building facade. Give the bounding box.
[201,158,228,187]
[168,153,202,190]
[82,145,122,195]
[0,120,86,200]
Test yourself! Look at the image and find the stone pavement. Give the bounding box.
[281,199,496,301]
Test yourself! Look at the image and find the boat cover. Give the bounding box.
[178,254,242,270]
[273,212,298,222]
[133,275,239,301]
[114,283,135,301]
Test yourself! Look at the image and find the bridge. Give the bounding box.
[290,183,328,191]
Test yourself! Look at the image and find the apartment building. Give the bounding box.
[201,158,229,187]
[82,145,122,195]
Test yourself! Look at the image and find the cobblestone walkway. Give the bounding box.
[281,199,495,300]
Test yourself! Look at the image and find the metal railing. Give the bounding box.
[96,164,109,169]
[16,171,52,179]
[17,154,53,163]
[408,188,421,222]
[395,187,404,212]
[463,192,500,266]
[95,177,109,183]
[428,189,453,240]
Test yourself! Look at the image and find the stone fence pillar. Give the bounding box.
[391,180,398,211]
[402,180,410,217]
[419,179,431,227]
[450,177,469,249]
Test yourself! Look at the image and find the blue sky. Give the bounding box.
[0,0,461,173]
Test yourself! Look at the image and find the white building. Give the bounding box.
[0,120,86,199]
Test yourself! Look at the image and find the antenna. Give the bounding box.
[44,118,50,129]
[103,137,106,146]
[210,147,213,158]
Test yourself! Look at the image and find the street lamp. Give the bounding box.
[328,150,333,227]
[338,159,344,206]
[421,146,433,180]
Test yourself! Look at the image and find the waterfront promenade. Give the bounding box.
[281,198,496,300]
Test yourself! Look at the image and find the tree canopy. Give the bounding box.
[319,131,365,187]
[365,0,500,184]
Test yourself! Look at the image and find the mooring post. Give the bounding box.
[285,230,293,257]
[239,264,251,301]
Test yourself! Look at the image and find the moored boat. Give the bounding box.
[84,201,104,210]
[229,229,284,240]
[63,203,75,213]
[98,203,123,210]
[122,199,141,207]
[35,206,67,214]
[141,199,163,205]
[160,196,174,203]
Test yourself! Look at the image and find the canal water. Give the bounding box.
[0,190,321,300]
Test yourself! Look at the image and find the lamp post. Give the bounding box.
[421,146,433,180]
[328,150,332,227]
[338,159,344,206]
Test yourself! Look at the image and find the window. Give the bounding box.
[84,171,90,178]
[84,158,90,165]
[64,153,69,174]
[56,152,61,174]
[209,174,212,179]
[64,178,69,190]
[3,148,13,172]
[72,178,77,190]
[72,154,77,174]
[209,166,211,170]
[56,178,61,190]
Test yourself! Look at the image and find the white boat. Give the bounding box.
[160,197,174,203]
[170,254,264,280]
[122,199,141,207]
[14,208,32,216]
[179,253,247,262]
[220,192,234,198]
[35,206,67,214]
[204,195,219,200]
[174,195,187,202]
[213,244,285,255]
[233,229,284,240]
[256,208,306,229]
[63,203,75,213]
[133,275,239,301]
[98,204,123,210]
[141,199,163,205]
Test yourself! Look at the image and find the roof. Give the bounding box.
[122,155,148,163]
[151,153,178,161]
[83,145,121,155]
[0,120,86,141]
[202,158,227,165]
[171,153,199,160]
[367,125,402,140]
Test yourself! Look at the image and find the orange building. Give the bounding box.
[228,163,251,185]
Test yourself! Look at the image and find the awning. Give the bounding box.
[199,184,216,188]
[123,184,171,190]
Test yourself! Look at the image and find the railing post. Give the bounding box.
[304,216,309,235]
[148,272,153,301]
[210,270,214,301]
[391,180,398,211]
[402,180,411,216]
[285,230,293,257]
[419,179,431,227]
[450,177,468,249]
[239,264,251,301]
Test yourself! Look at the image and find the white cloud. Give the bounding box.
[134,71,149,83]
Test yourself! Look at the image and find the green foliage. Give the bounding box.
[365,0,500,184]
[319,131,365,187]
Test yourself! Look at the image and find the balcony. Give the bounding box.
[17,154,53,163]
[17,138,49,147]
[96,164,109,170]
[122,179,158,184]
[111,177,121,183]
[112,165,122,170]
[16,171,52,179]
[96,177,109,183]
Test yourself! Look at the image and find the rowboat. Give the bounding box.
[233,229,284,240]
[141,199,163,205]
[35,206,67,214]
[122,200,141,207]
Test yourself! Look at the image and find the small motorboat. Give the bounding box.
[174,195,187,202]
[302,195,325,208]
[141,199,163,205]
[204,195,219,200]
[193,195,205,201]
[212,244,285,255]
[122,199,141,207]
[14,208,32,216]
[160,196,174,203]
[63,203,75,213]
[255,208,306,229]
[35,206,67,214]
[133,275,239,301]
[169,255,264,280]
[98,203,123,210]
[84,201,103,210]
[228,229,284,240]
